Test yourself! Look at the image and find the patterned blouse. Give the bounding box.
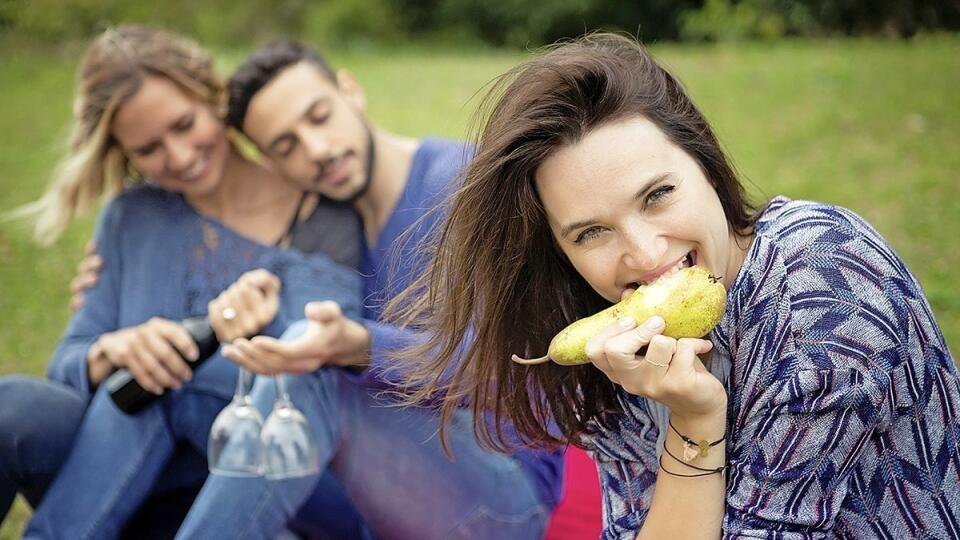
[585,197,960,539]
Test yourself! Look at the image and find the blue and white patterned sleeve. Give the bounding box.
[588,394,662,539]
[722,202,918,537]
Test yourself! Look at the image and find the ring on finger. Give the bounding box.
[221,307,237,321]
[645,357,670,368]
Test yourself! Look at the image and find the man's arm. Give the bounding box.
[68,239,102,312]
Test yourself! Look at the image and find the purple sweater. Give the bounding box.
[349,138,565,509]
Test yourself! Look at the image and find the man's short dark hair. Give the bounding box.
[227,40,337,130]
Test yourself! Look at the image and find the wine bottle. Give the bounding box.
[105,316,219,414]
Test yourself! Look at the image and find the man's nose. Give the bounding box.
[300,130,331,162]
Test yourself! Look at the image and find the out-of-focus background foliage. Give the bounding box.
[3,0,960,47]
[1,1,958,537]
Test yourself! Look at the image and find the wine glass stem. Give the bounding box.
[235,367,254,401]
[273,374,292,406]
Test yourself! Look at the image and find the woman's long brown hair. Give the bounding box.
[386,33,755,452]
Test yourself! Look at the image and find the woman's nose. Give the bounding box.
[165,139,196,172]
[621,230,665,272]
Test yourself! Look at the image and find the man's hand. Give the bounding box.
[70,240,102,312]
[222,301,371,375]
[208,269,281,343]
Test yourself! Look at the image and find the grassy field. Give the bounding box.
[1,35,958,537]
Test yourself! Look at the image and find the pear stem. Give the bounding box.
[510,354,552,365]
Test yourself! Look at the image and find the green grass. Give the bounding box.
[1,36,958,535]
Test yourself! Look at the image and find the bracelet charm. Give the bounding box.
[670,420,725,461]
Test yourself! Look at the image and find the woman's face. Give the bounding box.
[111,76,229,198]
[534,115,748,303]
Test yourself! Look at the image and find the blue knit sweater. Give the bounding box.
[46,184,362,400]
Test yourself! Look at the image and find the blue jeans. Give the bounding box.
[0,376,87,517]
[0,376,205,537]
[176,365,550,539]
[22,358,368,540]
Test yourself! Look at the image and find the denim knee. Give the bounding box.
[0,377,84,468]
[0,376,86,508]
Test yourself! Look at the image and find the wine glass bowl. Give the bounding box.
[208,369,266,477]
[261,398,320,479]
[208,371,319,479]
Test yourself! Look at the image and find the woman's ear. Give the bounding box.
[336,69,367,112]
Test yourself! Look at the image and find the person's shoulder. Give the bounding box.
[761,198,918,347]
[413,137,472,190]
[106,183,182,216]
[97,184,182,231]
[419,137,472,164]
[758,197,871,241]
[754,196,897,262]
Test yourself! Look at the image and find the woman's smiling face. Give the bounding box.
[534,115,748,303]
[111,75,229,198]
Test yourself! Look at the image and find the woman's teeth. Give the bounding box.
[636,252,695,287]
[180,158,207,181]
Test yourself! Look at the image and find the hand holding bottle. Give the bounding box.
[90,317,198,394]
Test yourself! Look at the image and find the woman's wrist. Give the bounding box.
[86,339,113,385]
[669,402,728,446]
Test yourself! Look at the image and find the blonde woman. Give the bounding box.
[2,25,366,538]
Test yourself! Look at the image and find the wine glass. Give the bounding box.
[208,367,265,476]
[261,375,319,479]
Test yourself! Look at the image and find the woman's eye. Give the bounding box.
[309,111,330,125]
[645,184,675,207]
[135,144,158,157]
[174,116,195,132]
[574,226,604,244]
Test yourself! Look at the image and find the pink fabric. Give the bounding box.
[544,446,603,539]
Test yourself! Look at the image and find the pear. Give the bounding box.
[512,265,726,366]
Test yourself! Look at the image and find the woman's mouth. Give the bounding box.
[176,155,210,182]
[626,251,696,290]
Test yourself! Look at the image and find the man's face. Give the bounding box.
[243,62,373,201]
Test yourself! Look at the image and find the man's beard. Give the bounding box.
[343,124,375,204]
[311,119,375,203]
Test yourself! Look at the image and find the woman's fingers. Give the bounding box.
[231,282,260,338]
[208,270,281,343]
[669,338,714,372]
[238,270,280,331]
[209,283,253,343]
[241,269,281,296]
[644,334,677,369]
[585,317,636,381]
[123,338,173,394]
[607,317,666,360]
[143,319,195,382]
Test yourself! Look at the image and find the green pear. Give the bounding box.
[512,265,726,366]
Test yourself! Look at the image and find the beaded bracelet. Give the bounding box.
[658,454,726,478]
[669,419,725,461]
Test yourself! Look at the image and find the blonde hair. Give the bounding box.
[14,25,225,245]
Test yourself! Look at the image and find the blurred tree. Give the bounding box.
[680,0,960,41]
[1,0,958,47]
